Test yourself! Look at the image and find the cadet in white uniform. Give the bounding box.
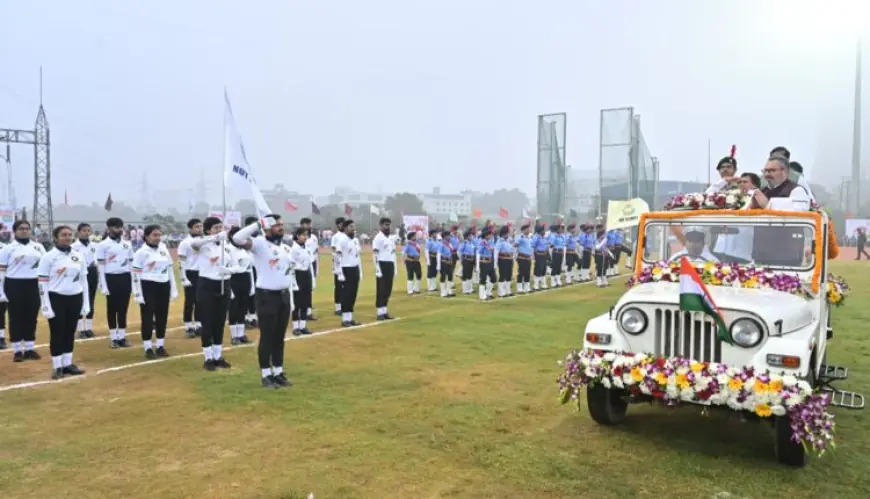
[0,239,6,350]
[330,217,346,316]
[290,227,314,336]
[71,223,98,339]
[132,225,179,359]
[0,220,46,361]
[335,219,363,327]
[38,225,89,379]
[177,218,204,338]
[190,217,233,371]
[299,217,319,321]
[226,226,255,346]
[233,214,294,389]
[372,217,396,321]
[96,217,134,348]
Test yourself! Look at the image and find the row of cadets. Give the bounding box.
[593,223,613,287]
[330,217,346,316]
[38,225,89,379]
[564,224,579,284]
[495,225,516,297]
[233,214,294,388]
[131,224,179,358]
[437,230,456,298]
[289,227,314,336]
[0,220,46,358]
[515,224,533,293]
[476,228,496,301]
[372,217,397,319]
[226,226,255,345]
[548,224,567,287]
[531,225,550,291]
[189,217,233,371]
[334,218,363,327]
[177,218,204,338]
[458,230,477,294]
[299,217,319,321]
[578,224,595,282]
[71,223,99,339]
[96,217,134,348]
[402,230,423,294]
[425,229,439,292]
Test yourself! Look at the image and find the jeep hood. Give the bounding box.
[617,282,814,333]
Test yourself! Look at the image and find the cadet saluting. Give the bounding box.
[233,215,294,389]
[372,217,397,319]
[189,217,233,371]
[71,223,98,339]
[335,219,363,327]
[96,217,134,348]
[0,220,46,361]
[38,225,89,379]
[131,225,179,359]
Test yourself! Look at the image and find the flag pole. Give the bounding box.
[220,88,229,294]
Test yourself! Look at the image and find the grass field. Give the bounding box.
[1,254,869,499]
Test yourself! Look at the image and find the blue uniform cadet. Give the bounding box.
[515,226,533,293]
[458,231,477,294]
[606,230,620,277]
[494,226,516,297]
[565,225,579,284]
[531,226,550,290]
[579,224,595,281]
[475,230,497,300]
[548,225,567,287]
[403,234,422,294]
[425,230,440,292]
[437,231,456,297]
[594,224,613,287]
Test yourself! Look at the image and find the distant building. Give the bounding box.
[314,191,387,208]
[417,189,471,217]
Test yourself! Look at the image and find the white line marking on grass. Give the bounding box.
[0,325,188,354]
[0,374,86,393]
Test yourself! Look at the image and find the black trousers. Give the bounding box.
[0,302,5,331]
[478,261,496,286]
[229,272,252,325]
[333,274,343,306]
[551,252,564,275]
[5,278,39,343]
[581,249,592,270]
[256,288,291,369]
[426,253,438,278]
[405,259,422,280]
[105,272,132,329]
[439,259,454,283]
[516,256,531,283]
[594,254,609,277]
[183,270,200,323]
[197,277,229,349]
[375,261,395,307]
[248,268,257,314]
[85,266,98,319]
[533,253,548,277]
[139,280,170,341]
[48,292,83,357]
[566,252,577,271]
[497,258,514,282]
[460,257,475,280]
[340,266,361,313]
[292,270,313,320]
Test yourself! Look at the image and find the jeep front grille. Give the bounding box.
[653,308,723,363]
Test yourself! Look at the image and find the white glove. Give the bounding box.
[215,231,228,242]
[0,293,7,303]
[292,280,299,291]
[375,268,383,279]
[338,273,346,282]
[42,305,55,320]
[81,304,90,318]
[311,277,317,290]
[260,216,278,230]
[216,266,233,276]
[170,287,179,300]
[230,290,236,301]
[181,276,191,287]
[359,272,363,282]
[134,292,145,305]
[100,285,110,296]
[249,286,255,296]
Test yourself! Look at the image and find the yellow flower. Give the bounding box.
[630,367,644,382]
[703,262,715,273]
[755,404,773,418]
[652,267,662,276]
[754,381,770,393]
[676,373,690,390]
[769,379,784,392]
[654,372,668,385]
[743,277,758,289]
[690,362,703,373]
[711,276,722,285]
[728,378,744,391]
[720,265,732,275]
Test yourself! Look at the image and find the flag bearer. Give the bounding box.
[71,223,98,339]
[580,224,594,282]
[233,215,294,388]
[177,218,204,338]
[458,230,476,294]
[290,227,314,336]
[594,224,612,287]
[425,229,440,292]
[226,227,255,345]
[330,217,346,316]
[403,231,422,294]
[300,217,319,321]
[476,229,497,301]
[531,225,549,291]
[335,219,363,327]
[438,230,456,298]
[190,217,233,372]
[38,225,89,379]
[372,217,397,319]
[565,224,578,284]
[515,224,533,293]
[549,224,567,287]
[96,217,134,348]
[495,226,516,297]
[131,225,178,359]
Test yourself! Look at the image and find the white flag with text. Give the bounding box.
[224,90,272,218]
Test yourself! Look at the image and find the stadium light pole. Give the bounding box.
[849,36,862,215]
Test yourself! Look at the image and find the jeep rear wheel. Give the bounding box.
[774,415,806,467]
[587,384,628,425]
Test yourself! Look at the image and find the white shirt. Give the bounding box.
[331,232,346,251]
[194,239,233,281]
[249,237,293,291]
[767,182,811,212]
[372,232,396,263]
[71,238,97,267]
[713,227,754,262]
[669,247,719,264]
[38,247,87,295]
[228,244,253,274]
[337,235,361,268]
[132,243,174,283]
[0,240,47,279]
[331,232,349,274]
[96,237,134,274]
[305,233,319,257]
[177,235,203,272]
[290,242,313,272]
[704,179,729,195]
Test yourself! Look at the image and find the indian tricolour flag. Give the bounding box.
[678,256,731,344]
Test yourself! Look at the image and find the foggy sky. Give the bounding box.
[1,0,866,207]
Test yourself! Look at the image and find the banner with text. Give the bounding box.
[402,215,429,238]
[606,198,650,230]
[208,210,242,228]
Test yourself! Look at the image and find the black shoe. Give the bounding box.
[214,358,231,369]
[203,359,217,371]
[306,315,318,321]
[63,364,85,376]
[249,319,258,328]
[299,328,313,335]
[273,372,292,387]
[85,330,96,338]
[346,320,361,327]
[156,346,169,357]
[377,314,387,321]
[230,337,240,345]
[185,328,196,339]
[334,310,342,317]
[194,328,202,337]
[341,321,353,327]
[24,350,41,360]
[13,351,24,362]
[110,339,120,349]
[383,314,395,320]
[51,368,64,380]
[77,331,89,340]
[145,348,157,360]
[239,335,251,344]
[261,375,278,389]
[0,338,6,350]
[117,338,132,348]
[292,329,303,337]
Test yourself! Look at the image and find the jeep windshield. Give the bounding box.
[642,220,816,271]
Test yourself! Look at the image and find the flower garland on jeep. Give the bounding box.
[663,188,750,211]
[627,261,849,306]
[558,349,836,456]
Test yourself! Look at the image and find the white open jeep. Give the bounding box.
[582,209,864,466]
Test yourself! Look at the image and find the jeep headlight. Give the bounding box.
[619,308,647,335]
[730,318,763,348]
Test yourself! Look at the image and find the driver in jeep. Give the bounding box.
[668,227,718,264]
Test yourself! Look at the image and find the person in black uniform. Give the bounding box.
[331,217,346,316]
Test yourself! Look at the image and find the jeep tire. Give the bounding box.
[774,415,806,467]
[587,384,628,425]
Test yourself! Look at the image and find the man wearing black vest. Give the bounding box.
[752,156,810,266]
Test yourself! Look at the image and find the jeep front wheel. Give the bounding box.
[774,415,806,467]
[586,384,628,425]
